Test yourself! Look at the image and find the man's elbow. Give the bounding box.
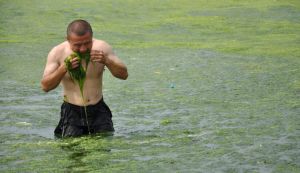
[41,80,51,92]
[116,74,128,80]
[120,70,128,80]
[122,72,128,80]
[115,69,128,80]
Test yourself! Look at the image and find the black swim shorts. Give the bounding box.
[54,98,114,138]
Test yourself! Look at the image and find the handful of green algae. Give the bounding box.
[64,51,91,134]
[64,51,90,97]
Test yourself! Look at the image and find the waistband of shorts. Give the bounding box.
[63,97,104,110]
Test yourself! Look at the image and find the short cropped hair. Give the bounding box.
[67,19,93,37]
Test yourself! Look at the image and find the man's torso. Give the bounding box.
[56,39,105,106]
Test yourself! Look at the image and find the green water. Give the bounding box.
[1,0,299,172]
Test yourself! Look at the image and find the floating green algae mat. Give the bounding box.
[0,0,299,172]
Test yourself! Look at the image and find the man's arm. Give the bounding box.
[105,50,128,80]
[41,47,67,92]
[91,42,128,80]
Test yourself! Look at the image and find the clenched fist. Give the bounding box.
[90,50,108,64]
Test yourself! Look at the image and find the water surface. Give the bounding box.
[0,0,299,172]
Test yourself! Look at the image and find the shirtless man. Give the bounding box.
[41,19,128,137]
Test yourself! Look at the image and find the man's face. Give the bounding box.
[67,32,93,53]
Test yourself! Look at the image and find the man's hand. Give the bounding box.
[90,50,108,64]
[69,57,80,69]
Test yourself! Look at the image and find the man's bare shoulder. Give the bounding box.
[48,41,71,62]
[92,39,110,50]
[92,39,107,44]
[51,41,69,54]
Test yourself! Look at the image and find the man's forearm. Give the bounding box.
[105,59,128,80]
[41,64,67,92]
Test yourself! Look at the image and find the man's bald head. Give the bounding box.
[67,19,93,38]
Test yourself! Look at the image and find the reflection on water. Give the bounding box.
[1,0,300,172]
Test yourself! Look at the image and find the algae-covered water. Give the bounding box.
[1,0,299,172]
